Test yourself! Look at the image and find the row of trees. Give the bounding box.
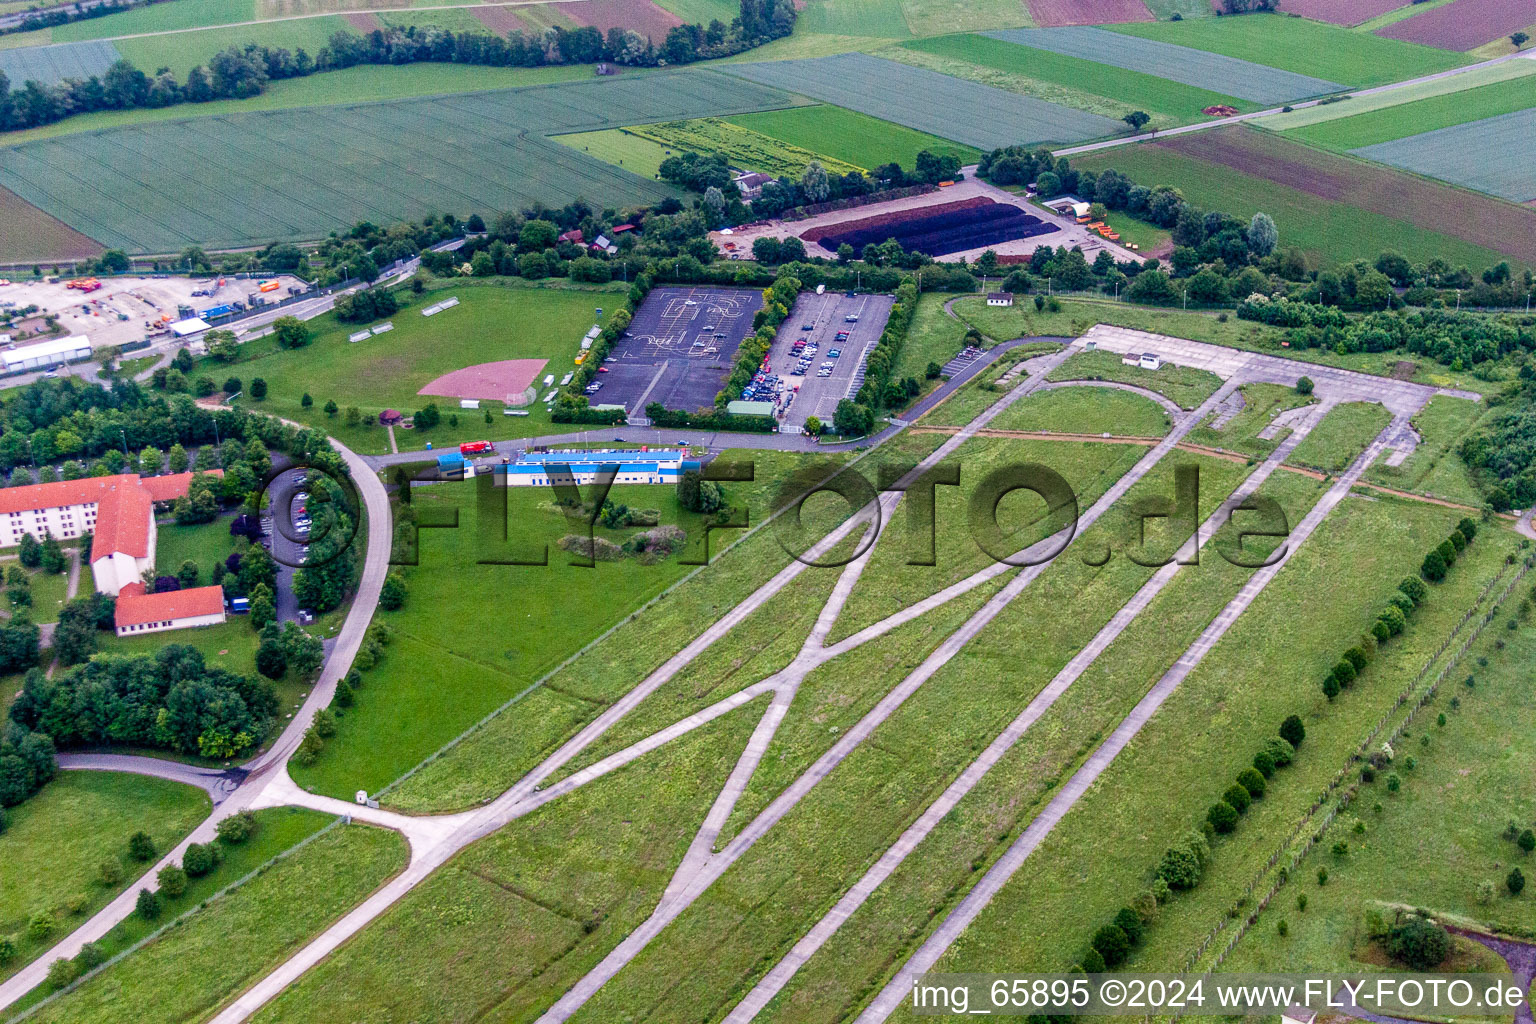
[1420,518,1477,583]
[0,0,796,133]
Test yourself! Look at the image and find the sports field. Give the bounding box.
[724,53,1124,149]
[723,105,982,168]
[1256,59,1536,134]
[903,33,1258,120]
[0,70,794,253]
[1354,107,1536,203]
[982,26,1341,104]
[1107,13,1468,88]
[1071,128,1536,267]
[0,39,120,86]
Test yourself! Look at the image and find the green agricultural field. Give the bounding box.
[379,6,491,32]
[1047,348,1224,410]
[1289,400,1392,473]
[1139,0,1215,18]
[1223,621,1536,976]
[1290,73,1536,150]
[0,70,791,253]
[0,772,209,984]
[52,0,256,40]
[1353,0,1457,31]
[1365,394,1492,507]
[207,282,622,455]
[654,0,742,25]
[0,39,121,87]
[552,128,675,180]
[624,117,864,176]
[155,516,236,582]
[1256,59,1536,134]
[902,33,1256,121]
[0,63,601,147]
[112,16,354,77]
[989,385,1172,436]
[908,495,1515,1005]
[1108,13,1467,88]
[1069,143,1521,270]
[296,447,832,802]
[797,0,913,39]
[897,0,1031,36]
[1186,381,1316,458]
[28,819,406,1024]
[722,104,981,169]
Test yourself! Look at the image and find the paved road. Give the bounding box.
[56,753,245,803]
[854,412,1412,1022]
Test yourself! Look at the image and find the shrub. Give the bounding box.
[1277,918,1288,937]
[1263,736,1294,768]
[1207,801,1239,833]
[1322,674,1340,700]
[216,810,257,845]
[1114,906,1144,944]
[156,865,187,898]
[1511,867,1527,895]
[46,957,77,989]
[127,830,156,861]
[1237,767,1266,798]
[1519,829,1535,854]
[1317,866,1329,886]
[1343,647,1369,671]
[1421,549,1447,582]
[1091,923,1131,966]
[1387,773,1401,793]
[98,857,124,886]
[1280,715,1305,748]
[1387,915,1450,970]
[1380,605,1407,637]
[1252,749,1276,778]
[1457,517,1476,541]
[1361,765,1376,783]
[1297,893,1308,912]
[26,910,55,940]
[1448,529,1466,553]
[1334,660,1357,687]
[1478,880,1495,904]
[0,935,14,963]
[1081,946,1107,973]
[76,940,106,969]
[182,842,215,878]
[1224,784,1252,814]
[1399,575,1428,604]
[1156,832,1209,890]
[135,887,161,920]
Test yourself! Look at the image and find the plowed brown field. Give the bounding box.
[1376,0,1534,49]
[1024,0,1151,26]
[1154,127,1536,263]
[0,185,103,264]
[562,0,683,37]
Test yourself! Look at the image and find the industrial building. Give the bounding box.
[499,449,700,487]
[2,335,92,372]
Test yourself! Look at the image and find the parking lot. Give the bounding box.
[594,286,763,417]
[766,291,895,433]
[0,273,306,354]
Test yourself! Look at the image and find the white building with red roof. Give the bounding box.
[0,470,230,636]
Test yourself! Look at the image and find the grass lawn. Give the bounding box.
[1107,13,1468,88]
[253,708,757,1024]
[552,128,674,180]
[28,819,405,1024]
[1048,348,1224,410]
[153,515,235,584]
[1223,620,1536,975]
[900,494,1515,1008]
[757,467,1325,1024]
[797,0,912,39]
[722,104,982,170]
[1256,58,1536,134]
[21,566,70,624]
[1365,394,1491,507]
[204,280,628,456]
[1289,400,1392,474]
[0,771,209,985]
[298,447,829,803]
[916,342,1059,428]
[380,447,863,812]
[1186,381,1316,458]
[0,63,601,146]
[112,16,352,76]
[892,293,968,382]
[1289,73,1536,151]
[903,33,1257,121]
[1069,143,1520,271]
[989,384,1172,436]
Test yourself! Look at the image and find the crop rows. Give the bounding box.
[726,53,1123,150]
[0,70,798,253]
[0,39,120,87]
[1355,107,1536,203]
[983,26,1342,104]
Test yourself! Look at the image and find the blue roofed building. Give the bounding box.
[499,449,700,487]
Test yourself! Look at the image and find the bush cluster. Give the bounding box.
[1420,518,1477,583]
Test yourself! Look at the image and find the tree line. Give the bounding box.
[0,0,796,132]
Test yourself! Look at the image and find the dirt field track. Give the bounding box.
[1025,0,1151,26]
[1155,127,1536,264]
[419,359,549,401]
[1376,0,1535,49]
